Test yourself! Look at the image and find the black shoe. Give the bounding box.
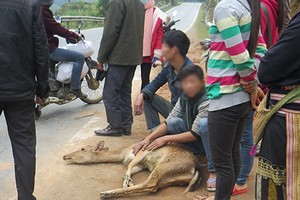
[94,125,124,137]
[123,128,131,136]
[70,89,88,98]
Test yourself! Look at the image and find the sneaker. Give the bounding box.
[70,89,88,98]
[94,125,124,137]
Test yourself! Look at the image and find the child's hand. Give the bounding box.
[132,137,151,155]
[146,137,168,151]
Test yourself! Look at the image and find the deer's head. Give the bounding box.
[63,141,109,164]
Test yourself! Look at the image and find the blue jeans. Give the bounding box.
[144,95,174,130]
[236,110,255,185]
[50,48,85,90]
[166,117,214,171]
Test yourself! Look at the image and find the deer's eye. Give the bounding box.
[81,148,85,151]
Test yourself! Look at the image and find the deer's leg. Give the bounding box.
[123,153,146,188]
[101,167,160,199]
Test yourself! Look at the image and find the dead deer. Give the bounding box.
[63,140,202,199]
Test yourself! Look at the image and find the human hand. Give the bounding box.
[35,96,46,105]
[251,87,265,110]
[132,138,151,155]
[97,62,103,71]
[134,93,144,115]
[240,79,255,93]
[146,137,168,151]
[152,57,162,68]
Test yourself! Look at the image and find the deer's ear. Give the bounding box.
[94,141,105,151]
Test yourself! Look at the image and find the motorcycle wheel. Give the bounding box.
[80,68,104,104]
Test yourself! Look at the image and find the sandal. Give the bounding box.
[232,186,248,196]
[207,178,216,192]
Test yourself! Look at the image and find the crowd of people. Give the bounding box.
[0,0,299,200]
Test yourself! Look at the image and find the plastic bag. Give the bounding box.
[56,62,89,83]
[63,40,94,57]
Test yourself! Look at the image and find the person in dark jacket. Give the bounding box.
[134,30,192,131]
[40,0,87,98]
[94,0,145,136]
[0,0,49,199]
[255,13,300,200]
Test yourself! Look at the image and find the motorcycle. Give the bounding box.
[35,19,103,119]
[163,10,180,33]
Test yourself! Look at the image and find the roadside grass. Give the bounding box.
[186,3,209,70]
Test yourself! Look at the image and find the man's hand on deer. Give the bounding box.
[146,137,168,151]
[132,138,151,155]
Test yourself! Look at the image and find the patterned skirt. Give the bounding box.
[256,106,300,200]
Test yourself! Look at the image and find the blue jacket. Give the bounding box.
[142,57,193,105]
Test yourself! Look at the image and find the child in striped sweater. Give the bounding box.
[200,0,267,199]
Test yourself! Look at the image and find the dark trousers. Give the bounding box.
[141,62,152,90]
[0,101,36,200]
[208,102,250,200]
[103,64,137,129]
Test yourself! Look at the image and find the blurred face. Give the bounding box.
[181,74,205,98]
[162,42,178,62]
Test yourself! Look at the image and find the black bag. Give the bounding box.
[96,69,107,81]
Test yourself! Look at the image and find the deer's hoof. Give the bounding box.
[123,175,134,188]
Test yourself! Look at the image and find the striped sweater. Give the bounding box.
[207,0,266,111]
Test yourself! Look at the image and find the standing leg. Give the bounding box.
[4,101,36,200]
[235,110,255,192]
[140,63,152,90]
[232,110,249,182]
[102,65,129,129]
[208,102,249,200]
[120,66,137,132]
[144,95,174,130]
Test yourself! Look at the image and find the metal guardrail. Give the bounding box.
[160,2,172,10]
[60,1,171,23]
[60,16,104,23]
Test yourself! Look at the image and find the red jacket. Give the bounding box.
[143,13,164,63]
[261,0,279,48]
[41,5,80,52]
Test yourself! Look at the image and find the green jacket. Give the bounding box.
[166,89,209,139]
[97,0,145,66]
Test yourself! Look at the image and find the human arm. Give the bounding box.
[33,3,50,99]
[258,13,300,86]
[141,67,169,99]
[132,122,169,155]
[97,0,125,63]
[146,132,197,151]
[214,6,257,84]
[42,7,80,41]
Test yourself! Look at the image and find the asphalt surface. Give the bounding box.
[0,3,201,199]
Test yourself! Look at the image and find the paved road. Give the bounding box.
[0,3,201,198]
